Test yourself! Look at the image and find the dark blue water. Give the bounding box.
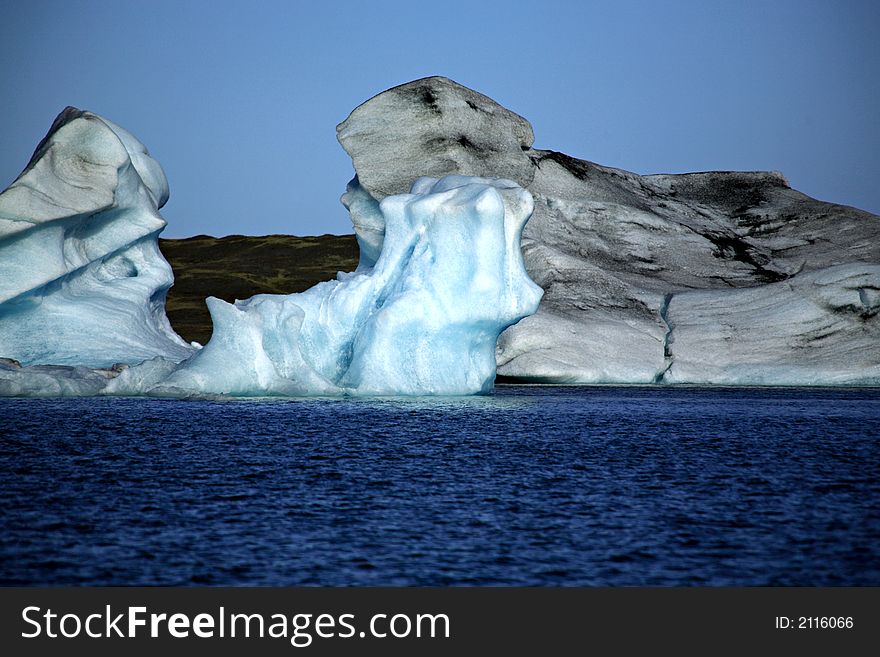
[0,386,878,586]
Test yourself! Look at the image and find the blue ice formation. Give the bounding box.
[160,176,543,396]
[0,108,195,368]
[0,123,543,397]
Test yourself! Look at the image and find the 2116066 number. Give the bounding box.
[800,617,853,629]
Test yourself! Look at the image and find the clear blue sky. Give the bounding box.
[1,0,877,237]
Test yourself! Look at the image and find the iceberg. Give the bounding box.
[0,105,542,401]
[0,107,194,368]
[6,79,877,394]
[160,175,542,396]
[337,77,880,386]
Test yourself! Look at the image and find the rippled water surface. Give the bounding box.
[1,386,878,585]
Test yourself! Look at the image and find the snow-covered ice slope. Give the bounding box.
[0,108,194,367]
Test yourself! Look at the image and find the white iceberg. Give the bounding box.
[339,77,880,387]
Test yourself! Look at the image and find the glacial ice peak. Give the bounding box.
[99,115,170,208]
[0,107,192,367]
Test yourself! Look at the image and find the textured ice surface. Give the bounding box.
[5,79,879,393]
[163,176,542,395]
[0,175,542,397]
[0,108,194,367]
[662,264,880,385]
[338,77,880,386]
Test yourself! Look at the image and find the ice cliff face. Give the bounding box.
[337,77,880,385]
[0,108,194,367]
